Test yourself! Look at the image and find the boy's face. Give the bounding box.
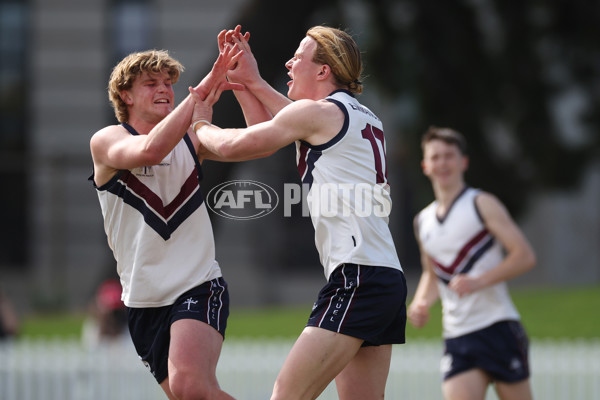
[285,36,322,101]
[120,69,175,123]
[421,139,468,188]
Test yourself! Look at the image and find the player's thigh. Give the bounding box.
[495,379,533,400]
[442,368,490,400]
[272,326,363,400]
[169,318,223,379]
[335,344,392,400]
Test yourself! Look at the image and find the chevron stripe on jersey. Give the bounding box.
[106,168,204,240]
[431,229,495,284]
[92,123,221,308]
[416,187,520,338]
[98,123,205,241]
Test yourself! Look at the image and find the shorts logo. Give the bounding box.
[206,180,279,220]
[329,289,352,324]
[183,297,198,311]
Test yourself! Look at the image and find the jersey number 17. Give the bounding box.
[361,124,388,184]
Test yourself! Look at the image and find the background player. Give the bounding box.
[408,126,536,400]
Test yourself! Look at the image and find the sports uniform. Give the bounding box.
[299,90,407,345]
[91,123,229,382]
[415,186,529,381]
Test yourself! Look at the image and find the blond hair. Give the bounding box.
[107,49,184,123]
[306,26,363,94]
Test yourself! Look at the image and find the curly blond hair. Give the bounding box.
[107,50,184,123]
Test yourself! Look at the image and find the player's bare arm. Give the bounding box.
[189,89,343,161]
[193,101,306,160]
[90,97,197,187]
[408,217,440,328]
[408,262,437,328]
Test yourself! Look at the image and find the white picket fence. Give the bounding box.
[1,338,599,399]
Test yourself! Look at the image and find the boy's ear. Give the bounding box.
[120,90,133,105]
[462,156,469,172]
[317,64,331,81]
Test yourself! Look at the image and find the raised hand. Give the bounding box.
[218,25,250,53]
[192,39,245,100]
[218,25,262,87]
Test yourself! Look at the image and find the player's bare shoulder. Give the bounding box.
[305,99,344,144]
[274,99,325,129]
[90,124,128,187]
[90,124,128,152]
[270,99,344,145]
[284,98,339,115]
[475,191,504,212]
[474,190,512,227]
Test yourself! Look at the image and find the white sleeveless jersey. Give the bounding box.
[296,90,402,280]
[416,187,520,338]
[93,124,222,307]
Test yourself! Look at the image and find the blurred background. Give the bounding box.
[1,0,599,318]
[1,0,599,398]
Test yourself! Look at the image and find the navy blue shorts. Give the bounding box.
[307,264,407,346]
[127,278,230,384]
[442,320,530,382]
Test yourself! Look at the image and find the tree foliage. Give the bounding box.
[366,0,600,215]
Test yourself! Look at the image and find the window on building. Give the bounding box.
[106,0,155,123]
[110,0,155,64]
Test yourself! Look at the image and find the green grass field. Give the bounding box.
[225,285,600,340]
[19,285,599,340]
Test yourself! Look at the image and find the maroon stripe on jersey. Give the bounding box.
[432,229,489,275]
[120,169,199,220]
[164,170,200,217]
[119,171,166,217]
[297,143,309,179]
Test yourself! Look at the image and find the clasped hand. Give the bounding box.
[189,24,258,126]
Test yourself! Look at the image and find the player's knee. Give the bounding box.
[271,378,307,400]
[270,380,291,400]
[169,371,215,400]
